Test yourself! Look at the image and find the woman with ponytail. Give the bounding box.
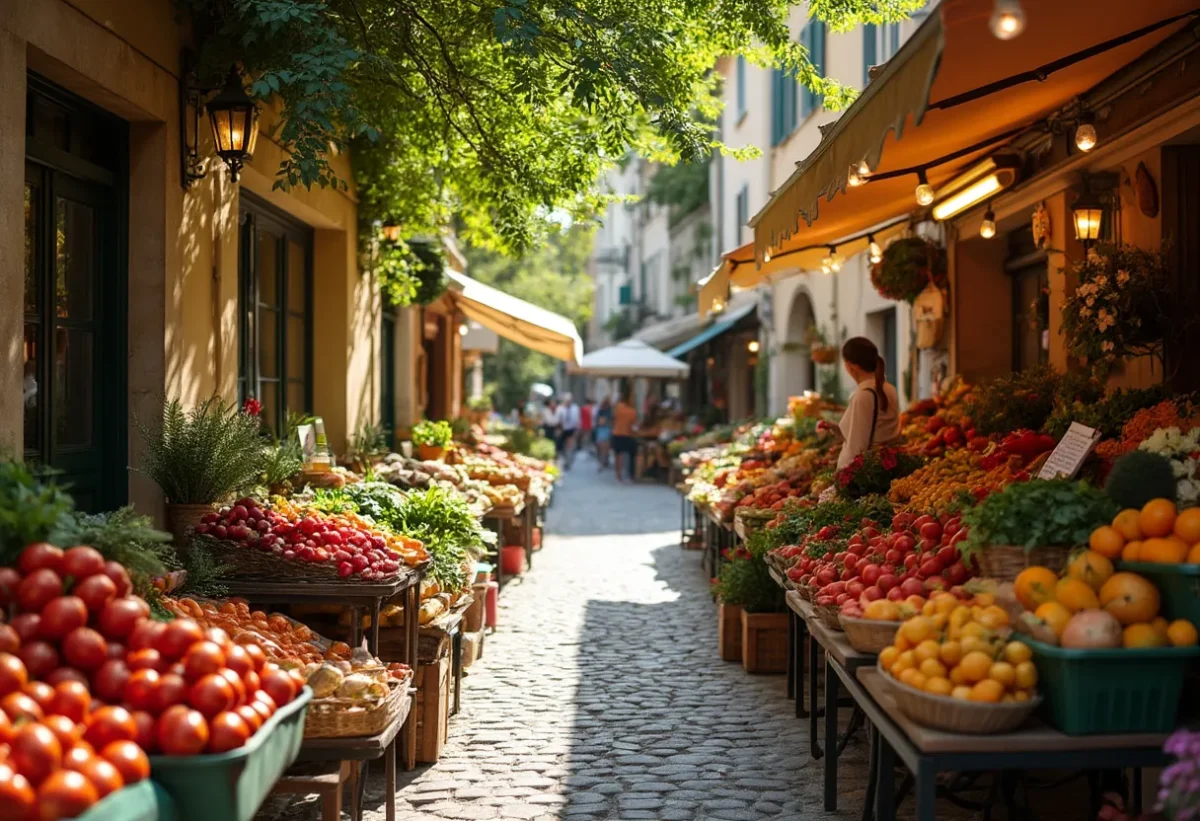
[818,336,900,470]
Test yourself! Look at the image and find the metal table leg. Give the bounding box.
[876,735,895,821]
[794,611,808,719]
[824,654,840,810]
[862,724,878,821]
[916,760,937,821]
[384,738,396,821]
[491,519,505,590]
[523,505,534,569]
[368,598,381,656]
[786,607,795,701]
[809,632,822,759]
[451,628,463,716]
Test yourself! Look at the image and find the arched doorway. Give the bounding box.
[773,287,816,411]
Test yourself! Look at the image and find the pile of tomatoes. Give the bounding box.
[0,543,304,820]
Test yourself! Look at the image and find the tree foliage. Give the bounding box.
[179,0,924,254]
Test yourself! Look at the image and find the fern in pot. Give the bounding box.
[138,398,265,545]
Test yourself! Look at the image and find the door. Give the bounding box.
[380,309,396,435]
[881,308,898,388]
[1006,227,1049,372]
[24,77,127,512]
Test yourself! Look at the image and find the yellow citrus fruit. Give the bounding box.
[974,593,996,607]
[958,651,993,683]
[1140,499,1178,538]
[1113,509,1143,542]
[919,658,948,679]
[934,595,959,616]
[976,605,1011,630]
[961,621,988,640]
[930,613,948,631]
[959,635,987,656]
[988,661,1017,689]
[1141,537,1188,564]
[899,615,934,645]
[1151,616,1170,636]
[1055,577,1101,612]
[969,679,1006,703]
[1123,623,1168,649]
[1014,566,1059,611]
[949,665,968,685]
[914,639,941,664]
[1013,690,1032,702]
[951,685,972,701]
[1175,508,1200,545]
[924,676,953,697]
[1122,541,1143,562]
[1066,550,1114,592]
[1088,526,1125,560]
[1003,640,1032,665]
[879,646,900,670]
[939,639,963,667]
[1168,619,1200,647]
[921,600,936,617]
[893,633,911,652]
[1015,661,1038,690]
[901,669,928,690]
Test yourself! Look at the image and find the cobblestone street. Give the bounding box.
[269,454,869,820]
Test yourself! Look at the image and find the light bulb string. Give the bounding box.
[749,215,909,272]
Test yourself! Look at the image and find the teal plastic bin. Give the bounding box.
[1118,561,1200,624]
[1021,637,1200,734]
[77,781,177,821]
[148,687,311,821]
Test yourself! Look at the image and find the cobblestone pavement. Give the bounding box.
[265,453,873,821]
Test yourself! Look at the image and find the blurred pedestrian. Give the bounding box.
[612,392,638,483]
[594,397,613,469]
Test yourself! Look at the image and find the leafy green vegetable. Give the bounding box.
[765,495,894,549]
[962,479,1117,554]
[54,507,176,584]
[714,535,785,614]
[0,462,75,565]
[397,487,493,593]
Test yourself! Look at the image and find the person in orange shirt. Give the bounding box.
[611,393,639,483]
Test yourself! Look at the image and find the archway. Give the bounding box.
[772,286,817,413]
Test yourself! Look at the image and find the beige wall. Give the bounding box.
[1,0,381,517]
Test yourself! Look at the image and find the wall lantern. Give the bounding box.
[747,340,760,353]
[180,55,260,190]
[1071,191,1105,249]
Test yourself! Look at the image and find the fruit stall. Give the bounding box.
[675,371,1200,819]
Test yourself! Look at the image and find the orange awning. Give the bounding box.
[751,0,1199,263]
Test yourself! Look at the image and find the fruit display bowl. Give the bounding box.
[879,661,1041,734]
[839,615,899,653]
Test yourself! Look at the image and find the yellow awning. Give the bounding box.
[752,0,1198,262]
[446,271,583,363]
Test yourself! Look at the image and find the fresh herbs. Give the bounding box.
[0,462,75,565]
[261,437,305,491]
[56,507,176,580]
[962,479,1117,554]
[397,488,493,593]
[714,534,785,613]
[967,365,1072,436]
[766,495,893,548]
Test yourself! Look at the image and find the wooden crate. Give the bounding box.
[462,630,483,669]
[415,655,450,763]
[463,587,486,633]
[741,611,788,674]
[718,602,743,662]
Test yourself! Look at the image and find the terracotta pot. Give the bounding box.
[417,443,446,462]
[166,503,214,549]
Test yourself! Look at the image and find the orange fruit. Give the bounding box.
[1034,601,1072,637]
[914,640,941,664]
[1140,499,1178,538]
[1066,550,1114,592]
[938,639,963,667]
[1099,572,1161,625]
[1139,537,1188,564]
[1113,509,1143,542]
[1054,577,1101,612]
[1014,566,1059,612]
[1122,623,1168,649]
[958,651,993,683]
[879,646,899,670]
[949,665,968,686]
[951,685,972,701]
[976,605,1011,629]
[899,616,934,645]
[1014,661,1038,689]
[1175,508,1200,545]
[1003,641,1032,665]
[924,676,953,697]
[1014,690,1032,702]
[919,658,948,679]
[1122,541,1143,562]
[988,661,1017,688]
[969,679,1006,703]
[900,669,927,690]
[1152,616,1170,636]
[1168,620,1199,647]
[1088,526,1125,559]
[1188,543,1200,564]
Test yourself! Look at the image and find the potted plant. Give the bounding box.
[138,398,265,546]
[412,420,453,462]
[713,542,787,672]
[961,479,1118,581]
[805,325,838,364]
[466,396,492,428]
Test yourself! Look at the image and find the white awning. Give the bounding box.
[574,339,691,378]
[446,271,583,363]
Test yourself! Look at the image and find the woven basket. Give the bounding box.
[812,604,843,632]
[839,616,899,654]
[193,536,410,585]
[976,544,1073,581]
[796,583,816,603]
[303,673,412,739]
[166,503,214,548]
[879,662,1040,734]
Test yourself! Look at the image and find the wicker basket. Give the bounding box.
[796,583,816,603]
[879,662,1040,734]
[166,503,214,548]
[194,536,408,585]
[303,673,412,738]
[839,616,899,654]
[812,604,843,632]
[976,544,1073,581]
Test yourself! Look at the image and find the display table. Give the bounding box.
[848,667,1169,821]
[482,503,524,591]
[522,493,538,569]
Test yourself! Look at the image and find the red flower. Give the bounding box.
[242,397,262,417]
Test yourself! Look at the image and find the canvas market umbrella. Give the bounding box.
[574,339,691,379]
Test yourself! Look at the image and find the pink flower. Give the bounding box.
[242,397,262,417]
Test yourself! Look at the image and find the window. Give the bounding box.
[238,194,313,436]
[862,23,877,86]
[735,55,747,118]
[735,183,749,244]
[770,66,797,145]
[801,21,826,118]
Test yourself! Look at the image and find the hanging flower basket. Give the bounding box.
[870,237,948,303]
[811,345,837,364]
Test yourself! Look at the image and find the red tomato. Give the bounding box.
[242,669,261,697]
[105,643,125,661]
[158,620,204,661]
[17,642,59,679]
[101,563,132,598]
[77,756,123,798]
[39,597,87,641]
[223,645,252,678]
[156,706,209,756]
[61,547,105,581]
[100,740,148,784]
[1,693,43,723]
[35,768,98,819]
[43,669,88,689]
[61,628,107,671]
[126,620,164,653]
[0,654,28,697]
[49,681,91,724]
[83,706,137,751]
[62,744,93,771]
[219,669,247,707]
[181,641,225,682]
[16,569,63,613]
[17,544,64,576]
[11,723,62,786]
[241,643,266,673]
[0,625,19,655]
[98,598,147,640]
[91,660,131,704]
[72,575,117,614]
[123,669,160,713]
[235,705,263,734]
[249,698,273,724]
[207,711,250,754]
[21,682,54,713]
[189,674,235,718]
[261,669,297,708]
[41,715,81,749]
[150,673,187,715]
[125,648,162,673]
[129,711,156,752]
[0,762,35,820]
[0,711,12,745]
[203,627,231,649]
[0,569,23,609]
[9,614,40,644]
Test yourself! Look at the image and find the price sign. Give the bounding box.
[1036,422,1102,480]
[296,424,316,467]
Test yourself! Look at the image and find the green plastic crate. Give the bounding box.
[76,781,177,821]
[148,687,311,821]
[1118,561,1200,624]
[1021,637,1200,734]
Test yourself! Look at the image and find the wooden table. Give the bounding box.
[847,667,1170,821]
[482,503,524,591]
[522,494,538,570]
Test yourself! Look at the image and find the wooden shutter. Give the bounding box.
[802,22,825,117]
[862,24,877,87]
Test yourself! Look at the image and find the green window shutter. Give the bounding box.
[802,21,826,118]
[862,23,877,87]
[770,68,783,145]
[736,55,747,116]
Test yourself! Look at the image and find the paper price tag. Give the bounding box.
[1036,422,1102,480]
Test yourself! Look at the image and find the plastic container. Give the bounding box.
[78,781,177,821]
[485,580,499,628]
[1119,561,1200,624]
[500,545,525,576]
[1021,637,1200,734]
[149,687,312,821]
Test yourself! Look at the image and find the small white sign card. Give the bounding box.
[1036,422,1103,480]
[296,424,317,467]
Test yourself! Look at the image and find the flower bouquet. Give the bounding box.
[1139,427,1200,508]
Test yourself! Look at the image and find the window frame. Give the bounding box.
[735,55,748,119]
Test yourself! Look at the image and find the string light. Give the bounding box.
[980,206,997,239]
[820,256,832,275]
[459,322,469,336]
[1075,111,1097,152]
[915,169,935,206]
[989,0,1025,40]
[868,235,883,264]
[763,251,772,262]
[828,247,842,272]
[747,340,760,353]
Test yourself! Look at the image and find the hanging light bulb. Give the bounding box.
[763,251,772,263]
[847,164,865,187]
[915,169,935,206]
[820,256,832,275]
[1075,112,1097,152]
[868,235,883,264]
[459,322,470,337]
[989,0,1025,40]
[827,248,842,272]
[980,207,997,239]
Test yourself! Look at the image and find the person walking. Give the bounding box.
[579,397,593,455]
[594,397,613,469]
[818,337,900,470]
[541,398,561,458]
[611,392,639,483]
[560,393,581,469]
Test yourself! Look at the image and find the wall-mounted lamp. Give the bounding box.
[1071,191,1105,250]
[930,156,1020,222]
[180,55,261,190]
[868,235,883,264]
[747,340,760,353]
[459,322,470,337]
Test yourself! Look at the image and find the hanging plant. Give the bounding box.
[870,237,948,303]
[373,235,448,308]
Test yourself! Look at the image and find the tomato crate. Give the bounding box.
[1021,637,1200,734]
[1118,561,1200,625]
[148,687,312,821]
[78,781,177,821]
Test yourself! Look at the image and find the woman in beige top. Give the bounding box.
[819,337,901,470]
